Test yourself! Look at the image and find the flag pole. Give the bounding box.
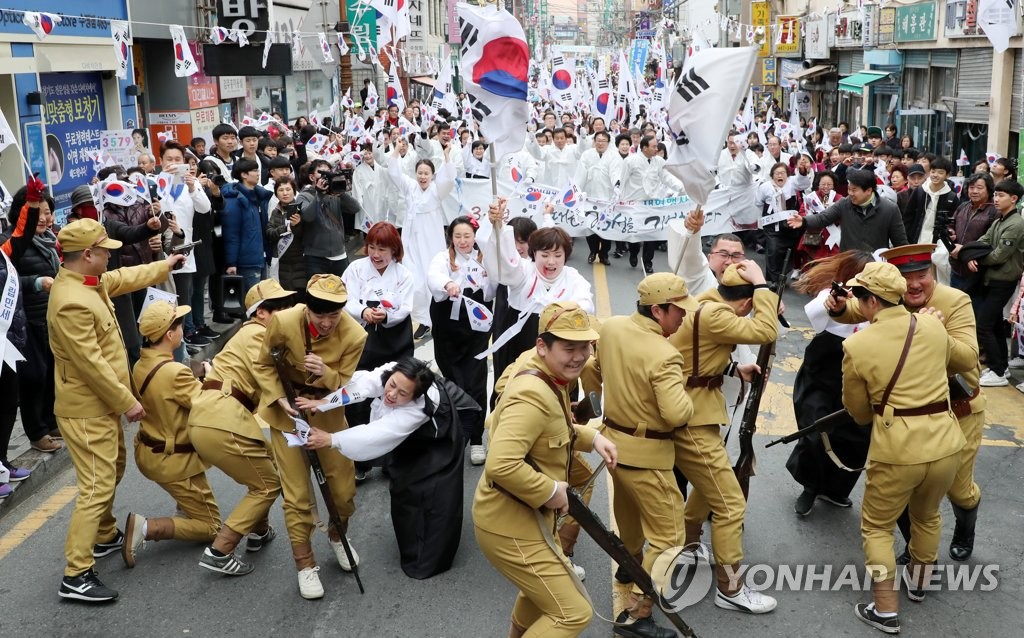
[488,142,502,279]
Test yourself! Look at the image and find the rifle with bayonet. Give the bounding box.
[765,408,857,448]
[566,487,698,637]
[270,346,365,594]
[733,249,790,499]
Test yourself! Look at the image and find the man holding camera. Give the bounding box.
[297,160,361,278]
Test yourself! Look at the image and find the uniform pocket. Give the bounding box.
[547,432,570,449]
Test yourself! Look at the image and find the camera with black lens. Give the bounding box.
[325,168,354,194]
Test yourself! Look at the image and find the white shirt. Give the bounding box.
[717,148,753,189]
[161,182,211,274]
[341,257,415,328]
[528,138,580,187]
[757,151,792,182]
[352,162,383,231]
[427,248,497,303]
[617,152,681,202]
[573,148,618,201]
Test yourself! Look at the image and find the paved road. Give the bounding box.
[1,245,1022,637]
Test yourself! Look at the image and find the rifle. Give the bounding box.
[270,347,365,594]
[733,249,790,499]
[566,488,698,637]
[764,409,857,448]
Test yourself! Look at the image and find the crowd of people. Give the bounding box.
[0,86,1021,638]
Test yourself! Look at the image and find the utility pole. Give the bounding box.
[337,0,353,91]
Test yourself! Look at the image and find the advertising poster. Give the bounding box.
[39,71,107,216]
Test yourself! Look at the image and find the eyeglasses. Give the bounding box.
[710,250,746,261]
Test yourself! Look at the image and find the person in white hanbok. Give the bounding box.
[389,143,456,338]
[303,358,480,579]
[351,144,384,236]
[427,216,496,465]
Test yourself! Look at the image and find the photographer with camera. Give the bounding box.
[296,159,360,278]
[221,158,273,293]
[265,178,307,291]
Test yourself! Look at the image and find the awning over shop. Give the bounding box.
[837,71,889,95]
[410,76,435,87]
[786,64,833,81]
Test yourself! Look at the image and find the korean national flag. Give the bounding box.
[169,25,199,77]
[462,296,493,333]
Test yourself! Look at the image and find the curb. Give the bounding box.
[0,316,245,521]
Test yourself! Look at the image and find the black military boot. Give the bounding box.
[949,501,979,561]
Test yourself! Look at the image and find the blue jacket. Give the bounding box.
[221,182,272,269]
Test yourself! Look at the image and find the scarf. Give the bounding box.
[32,230,60,273]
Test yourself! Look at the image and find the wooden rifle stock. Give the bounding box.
[270,347,365,594]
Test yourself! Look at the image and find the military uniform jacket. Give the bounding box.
[842,306,966,465]
[581,313,693,470]
[837,283,984,415]
[668,288,779,427]
[188,320,268,441]
[132,349,207,482]
[47,262,168,418]
[474,352,598,540]
[254,304,366,432]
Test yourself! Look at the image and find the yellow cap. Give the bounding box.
[138,301,190,342]
[846,261,907,305]
[719,263,750,287]
[879,243,937,273]
[538,301,600,341]
[244,279,297,316]
[57,218,122,252]
[306,274,348,303]
[637,273,698,311]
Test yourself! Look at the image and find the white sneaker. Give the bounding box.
[1008,357,1024,369]
[1015,381,1024,394]
[979,369,1009,387]
[470,444,486,466]
[329,538,360,572]
[571,561,586,581]
[297,566,324,599]
[715,585,778,614]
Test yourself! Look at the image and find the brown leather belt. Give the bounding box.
[138,431,195,454]
[202,379,256,413]
[872,400,949,417]
[604,418,674,440]
[951,387,981,419]
[686,375,724,390]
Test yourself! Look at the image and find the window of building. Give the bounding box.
[929,66,955,106]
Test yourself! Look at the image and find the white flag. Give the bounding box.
[431,55,458,114]
[462,296,494,333]
[262,31,275,69]
[592,77,615,120]
[169,26,199,77]
[386,63,406,110]
[0,108,18,152]
[228,28,249,47]
[457,2,530,160]
[22,12,61,41]
[111,21,132,80]
[550,56,578,107]
[977,0,1019,53]
[365,82,380,110]
[306,134,329,155]
[318,32,334,63]
[337,33,350,57]
[665,46,758,205]
[370,0,411,41]
[211,26,230,45]
[100,176,139,207]
[129,172,152,204]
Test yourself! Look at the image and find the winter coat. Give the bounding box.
[265,203,308,291]
[221,182,272,270]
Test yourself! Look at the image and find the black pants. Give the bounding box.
[430,298,491,445]
[976,281,1016,375]
[0,364,19,464]
[16,325,56,443]
[586,234,611,260]
[304,254,348,279]
[764,230,798,287]
[173,272,195,335]
[628,241,657,268]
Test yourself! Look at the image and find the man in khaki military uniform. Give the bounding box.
[122,301,221,569]
[189,280,296,577]
[474,301,617,638]
[47,218,184,602]
[668,262,779,614]
[253,274,367,600]
[829,244,984,562]
[839,262,965,634]
[581,273,695,638]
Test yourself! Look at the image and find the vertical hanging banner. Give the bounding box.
[751,2,771,57]
[774,16,802,57]
[111,20,131,80]
[170,26,199,77]
[630,39,650,80]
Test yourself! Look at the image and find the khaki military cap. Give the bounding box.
[538,301,600,341]
[638,273,698,312]
[58,218,122,252]
[720,263,752,287]
[880,243,936,273]
[245,279,297,316]
[306,274,348,303]
[846,262,907,305]
[139,301,190,342]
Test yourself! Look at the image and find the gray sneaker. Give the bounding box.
[199,547,254,576]
[246,526,276,553]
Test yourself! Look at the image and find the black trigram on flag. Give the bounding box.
[467,94,492,123]
[459,19,478,58]
[675,68,709,102]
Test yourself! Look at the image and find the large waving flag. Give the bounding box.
[593,77,615,119]
[456,2,529,160]
[370,0,411,42]
[615,50,635,122]
[23,12,61,40]
[664,46,757,205]
[550,56,578,107]
[431,55,458,114]
[386,63,406,109]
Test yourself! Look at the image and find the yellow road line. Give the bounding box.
[0,486,77,562]
[592,263,612,319]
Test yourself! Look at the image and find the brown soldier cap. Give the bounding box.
[306,274,348,303]
[638,272,698,312]
[138,301,190,342]
[846,262,907,305]
[245,279,297,316]
[538,301,600,341]
[58,218,122,252]
[880,243,936,274]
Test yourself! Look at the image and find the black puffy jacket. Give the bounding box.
[1,204,41,352]
[14,228,59,331]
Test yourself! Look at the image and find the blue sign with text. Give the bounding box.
[40,72,107,216]
[0,0,128,39]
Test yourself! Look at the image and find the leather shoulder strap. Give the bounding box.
[689,304,705,379]
[514,369,572,427]
[302,311,313,354]
[880,314,917,410]
[139,359,174,397]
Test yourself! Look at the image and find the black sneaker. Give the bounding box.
[184,332,212,347]
[614,564,634,584]
[895,548,911,566]
[197,325,221,339]
[413,325,431,340]
[212,313,235,324]
[795,490,816,517]
[612,611,676,638]
[901,565,927,602]
[199,547,254,576]
[643,262,655,275]
[629,254,639,268]
[93,530,124,558]
[246,526,276,553]
[59,569,118,602]
[854,602,900,634]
